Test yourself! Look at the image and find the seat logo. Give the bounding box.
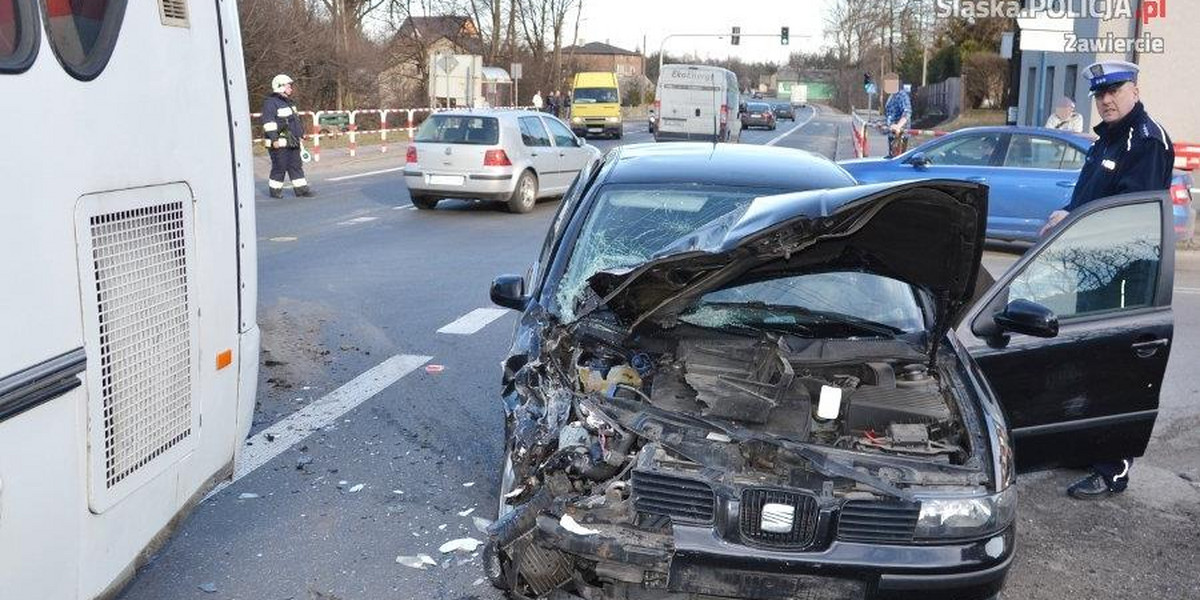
[760,502,795,533]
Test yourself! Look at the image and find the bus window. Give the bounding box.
[0,0,38,73]
[45,0,127,80]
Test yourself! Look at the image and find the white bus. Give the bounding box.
[0,2,258,598]
[654,64,742,143]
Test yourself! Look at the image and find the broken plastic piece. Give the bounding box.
[463,481,476,488]
[705,432,732,443]
[817,385,843,420]
[425,364,445,374]
[472,516,494,533]
[396,554,437,569]
[503,486,525,499]
[457,508,476,517]
[439,537,484,553]
[238,493,260,500]
[348,483,364,493]
[560,514,600,536]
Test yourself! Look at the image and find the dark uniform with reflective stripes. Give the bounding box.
[262,92,310,197]
[1064,62,1173,500]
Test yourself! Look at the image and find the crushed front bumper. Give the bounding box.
[529,515,1013,600]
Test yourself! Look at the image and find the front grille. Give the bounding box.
[632,470,715,523]
[837,500,920,544]
[739,488,819,549]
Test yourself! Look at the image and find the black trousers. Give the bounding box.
[1094,459,1133,492]
[268,147,305,187]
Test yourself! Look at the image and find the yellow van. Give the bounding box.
[569,72,622,139]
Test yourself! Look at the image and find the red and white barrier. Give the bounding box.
[1175,143,1200,171]
[907,128,949,137]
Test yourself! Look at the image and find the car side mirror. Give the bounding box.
[993,299,1059,338]
[490,274,528,311]
[906,152,929,167]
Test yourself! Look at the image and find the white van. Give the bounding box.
[654,64,742,143]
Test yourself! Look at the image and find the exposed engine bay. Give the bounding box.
[487,322,990,599]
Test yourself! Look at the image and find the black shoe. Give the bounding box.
[269,188,283,199]
[1067,473,1113,500]
[295,186,315,197]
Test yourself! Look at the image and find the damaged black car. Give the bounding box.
[485,143,1175,600]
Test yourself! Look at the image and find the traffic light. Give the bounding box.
[731,26,740,46]
[781,27,789,45]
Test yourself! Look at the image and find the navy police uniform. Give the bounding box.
[262,90,311,197]
[1064,61,1173,500]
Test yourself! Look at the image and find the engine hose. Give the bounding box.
[487,487,555,548]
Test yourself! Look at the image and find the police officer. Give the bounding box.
[262,74,314,198]
[1040,61,1174,500]
[884,83,912,158]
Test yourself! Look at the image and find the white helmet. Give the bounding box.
[272,74,294,93]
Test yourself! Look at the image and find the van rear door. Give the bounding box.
[659,67,723,139]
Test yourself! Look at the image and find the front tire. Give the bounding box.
[506,171,537,214]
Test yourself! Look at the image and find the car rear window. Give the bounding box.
[415,115,499,145]
[749,103,770,112]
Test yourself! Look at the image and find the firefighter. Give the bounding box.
[262,74,314,198]
[1039,60,1174,500]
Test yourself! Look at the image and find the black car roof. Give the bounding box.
[602,143,856,190]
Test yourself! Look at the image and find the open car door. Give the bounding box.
[959,191,1174,472]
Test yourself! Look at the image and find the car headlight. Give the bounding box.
[571,117,584,124]
[605,116,620,123]
[914,487,1016,540]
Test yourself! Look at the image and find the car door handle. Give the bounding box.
[1056,181,1077,188]
[1131,338,1170,358]
[531,152,539,157]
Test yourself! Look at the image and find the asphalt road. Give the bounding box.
[118,106,1200,600]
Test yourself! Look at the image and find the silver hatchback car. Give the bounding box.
[404,110,602,213]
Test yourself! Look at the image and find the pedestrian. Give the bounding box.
[532,90,544,111]
[549,90,561,117]
[1039,61,1174,500]
[1045,96,1084,132]
[261,74,313,198]
[884,83,912,158]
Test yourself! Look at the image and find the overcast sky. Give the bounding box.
[575,0,835,64]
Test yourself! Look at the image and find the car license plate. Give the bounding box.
[588,127,603,132]
[428,175,464,186]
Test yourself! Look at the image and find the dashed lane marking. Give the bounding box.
[206,353,432,501]
[327,167,407,182]
[268,236,298,242]
[437,307,509,335]
[765,105,818,146]
[338,216,378,225]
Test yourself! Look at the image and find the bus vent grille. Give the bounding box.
[89,202,194,489]
[159,0,189,28]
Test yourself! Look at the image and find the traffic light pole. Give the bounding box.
[658,32,808,77]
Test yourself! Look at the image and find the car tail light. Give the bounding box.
[484,149,512,166]
[406,145,418,164]
[720,104,728,125]
[1171,183,1191,205]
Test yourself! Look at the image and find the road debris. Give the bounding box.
[348,483,365,493]
[395,554,437,569]
[472,516,493,533]
[425,364,445,374]
[237,493,260,500]
[438,537,483,553]
[457,508,476,517]
[462,481,475,488]
[198,582,217,593]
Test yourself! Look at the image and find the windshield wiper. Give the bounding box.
[806,311,904,338]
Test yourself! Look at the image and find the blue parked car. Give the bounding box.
[839,126,1196,242]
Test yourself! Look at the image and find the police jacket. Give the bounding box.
[261,93,304,148]
[1064,101,1173,211]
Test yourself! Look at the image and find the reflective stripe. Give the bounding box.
[1113,460,1130,482]
[263,121,279,132]
[277,107,295,117]
[1146,115,1170,150]
[268,179,285,189]
[1127,128,1133,151]
[292,178,308,187]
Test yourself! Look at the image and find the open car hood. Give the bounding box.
[574,180,988,355]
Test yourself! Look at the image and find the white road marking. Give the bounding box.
[338,216,378,225]
[206,354,432,501]
[268,236,298,242]
[437,307,509,335]
[765,105,819,146]
[1176,287,1200,295]
[327,167,407,182]
[406,206,419,211]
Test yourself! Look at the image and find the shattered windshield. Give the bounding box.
[555,184,780,321]
[681,272,925,336]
